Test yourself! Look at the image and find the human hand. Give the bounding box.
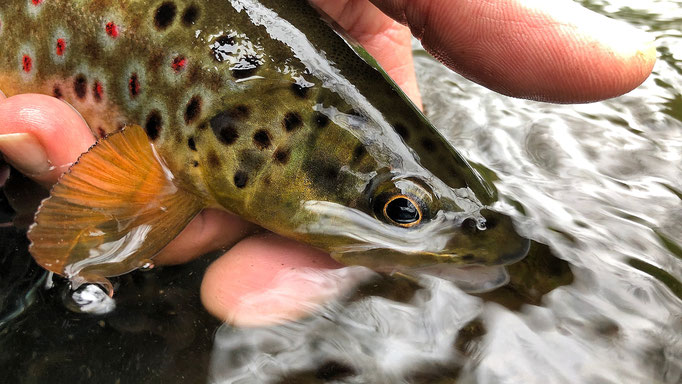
[0,0,655,327]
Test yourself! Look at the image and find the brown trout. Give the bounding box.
[0,0,529,293]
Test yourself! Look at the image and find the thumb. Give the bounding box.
[0,94,95,186]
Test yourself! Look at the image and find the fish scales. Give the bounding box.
[0,0,529,290]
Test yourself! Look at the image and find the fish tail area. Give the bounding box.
[28,125,204,295]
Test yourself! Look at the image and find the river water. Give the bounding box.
[1,0,681,383]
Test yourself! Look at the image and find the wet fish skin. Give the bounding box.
[0,0,529,285]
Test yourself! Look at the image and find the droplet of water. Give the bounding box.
[62,284,116,315]
[138,259,155,271]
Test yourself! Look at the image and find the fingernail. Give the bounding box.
[0,133,52,176]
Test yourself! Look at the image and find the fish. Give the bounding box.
[0,0,530,294]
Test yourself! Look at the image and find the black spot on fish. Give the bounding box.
[238,149,266,174]
[154,2,177,30]
[207,151,220,168]
[273,147,290,164]
[303,155,340,194]
[181,4,199,26]
[231,55,260,79]
[210,112,239,145]
[210,35,235,62]
[314,112,330,128]
[231,104,250,118]
[145,110,162,141]
[283,112,302,132]
[97,127,106,138]
[421,137,436,152]
[187,137,197,151]
[128,73,141,98]
[198,122,208,131]
[185,96,201,124]
[192,160,199,167]
[291,82,310,99]
[52,85,62,98]
[394,123,410,141]
[351,144,366,164]
[233,170,248,188]
[74,75,87,99]
[253,129,272,150]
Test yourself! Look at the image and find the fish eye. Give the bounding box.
[383,195,422,227]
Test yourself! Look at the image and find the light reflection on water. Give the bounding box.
[1,0,681,383]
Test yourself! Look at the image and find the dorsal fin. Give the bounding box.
[28,125,204,295]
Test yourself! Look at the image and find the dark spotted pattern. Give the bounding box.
[181,4,199,26]
[394,123,410,141]
[184,96,201,123]
[154,2,177,30]
[74,75,87,99]
[210,107,251,145]
[283,112,302,132]
[421,137,436,152]
[314,112,330,128]
[187,137,197,151]
[273,147,290,164]
[233,170,248,188]
[351,144,366,163]
[303,156,342,196]
[207,151,221,167]
[128,73,140,97]
[253,129,272,150]
[53,85,62,98]
[291,82,309,98]
[145,110,162,140]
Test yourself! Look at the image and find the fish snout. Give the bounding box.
[445,209,530,265]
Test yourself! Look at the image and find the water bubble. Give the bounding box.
[62,284,116,315]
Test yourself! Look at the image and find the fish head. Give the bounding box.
[297,165,530,272]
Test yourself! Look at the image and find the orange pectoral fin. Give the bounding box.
[27,125,204,296]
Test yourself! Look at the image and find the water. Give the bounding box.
[1,0,681,383]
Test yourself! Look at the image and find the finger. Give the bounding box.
[154,208,261,265]
[310,0,422,108]
[373,0,656,103]
[0,94,95,185]
[201,233,376,326]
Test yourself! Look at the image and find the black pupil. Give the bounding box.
[385,198,419,224]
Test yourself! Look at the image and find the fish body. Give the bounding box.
[0,0,529,289]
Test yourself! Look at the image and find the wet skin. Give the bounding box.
[0,0,655,325]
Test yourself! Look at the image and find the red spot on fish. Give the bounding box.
[93,81,104,102]
[31,0,43,5]
[105,22,119,38]
[22,55,32,73]
[128,73,140,98]
[171,56,187,73]
[56,38,66,56]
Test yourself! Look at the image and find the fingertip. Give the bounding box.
[155,208,260,265]
[200,234,372,327]
[0,94,94,184]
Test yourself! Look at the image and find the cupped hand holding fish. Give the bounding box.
[0,0,655,327]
